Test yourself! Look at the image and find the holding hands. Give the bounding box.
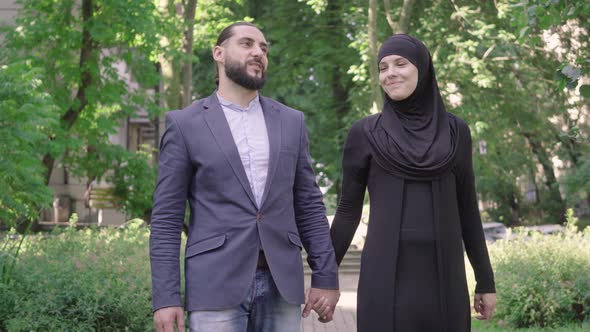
[302,288,341,323]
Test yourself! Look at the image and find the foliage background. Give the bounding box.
[0,1,588,329]
[0,0,587,228]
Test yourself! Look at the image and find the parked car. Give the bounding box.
[482,222,564,243]
[516,224,564,235]
[482,222,507,243]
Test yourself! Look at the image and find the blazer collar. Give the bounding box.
[203,93,257,207]
[202,92,283,210]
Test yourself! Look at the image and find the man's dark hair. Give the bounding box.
[215,22,261,86]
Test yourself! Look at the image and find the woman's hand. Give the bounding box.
[474,293,496,320]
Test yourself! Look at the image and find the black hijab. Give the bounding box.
[366,34,458,179]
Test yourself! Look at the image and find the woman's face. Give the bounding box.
[378,54,418,101]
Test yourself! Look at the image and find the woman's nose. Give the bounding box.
[387,67,398,77]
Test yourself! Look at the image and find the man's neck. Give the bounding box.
[217,80,258,108]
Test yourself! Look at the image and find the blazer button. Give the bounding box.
[256,212,264,221]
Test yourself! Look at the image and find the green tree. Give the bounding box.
[0,62,59,228]
[509,0,590,211]
[407,0,585,224]
[1,0,171,224]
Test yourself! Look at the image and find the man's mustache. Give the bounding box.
[247,59,264,68]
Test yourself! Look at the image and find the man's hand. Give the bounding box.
[302,288,340,323]
[474,293,497,320]
[154,306,185,332]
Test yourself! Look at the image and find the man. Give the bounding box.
[150,21,340,332]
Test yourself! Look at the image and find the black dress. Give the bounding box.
[330,114,495,332]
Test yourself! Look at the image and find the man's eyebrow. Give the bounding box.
[238,37,270,48]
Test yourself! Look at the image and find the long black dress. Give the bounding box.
[330,114,495,332]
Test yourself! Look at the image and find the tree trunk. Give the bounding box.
[325,0,353,197]
[181,0,197,107]
[557,131,590,208]
[508,191,521,226]
[397,0,415,34]
[42,0,97,185]
[157,0,182,110]
[524,133,566,223]
[368,0,381,114]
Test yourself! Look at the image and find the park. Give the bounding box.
[1,0,589,331]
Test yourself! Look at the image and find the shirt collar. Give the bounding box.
[217,93,260,112]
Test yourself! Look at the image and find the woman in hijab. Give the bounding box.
[330,34,496,331]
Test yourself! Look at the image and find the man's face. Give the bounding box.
[216,25,269,90]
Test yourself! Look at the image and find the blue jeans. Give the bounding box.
[189,268,301,332]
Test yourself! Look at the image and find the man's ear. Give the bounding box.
[212,45,224,63]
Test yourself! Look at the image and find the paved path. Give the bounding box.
[302,273,490,332]
[302,274,359,332]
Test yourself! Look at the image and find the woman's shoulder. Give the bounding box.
[447,112,472,136]
[344,114,380,145]
[351,113,381,131]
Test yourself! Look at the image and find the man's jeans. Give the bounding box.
[189,268,301,332]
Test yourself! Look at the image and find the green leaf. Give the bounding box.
[519,26,529,39]
[580,85,590,98]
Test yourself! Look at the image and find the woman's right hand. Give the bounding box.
[474,293,496,320]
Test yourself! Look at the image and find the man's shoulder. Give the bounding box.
[166,95,214,121]
[260,96,303,117]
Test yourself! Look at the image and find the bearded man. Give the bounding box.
[149,22,340,332]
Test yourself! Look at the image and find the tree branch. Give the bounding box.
[383,0,397,33]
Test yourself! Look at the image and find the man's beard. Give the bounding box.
[225,58,267,90]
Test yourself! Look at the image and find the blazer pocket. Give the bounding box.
[287,232,303,250]
[185,234,227,258]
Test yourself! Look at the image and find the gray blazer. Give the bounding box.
[149,93,339,312]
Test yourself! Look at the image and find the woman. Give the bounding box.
[330,34,496,331]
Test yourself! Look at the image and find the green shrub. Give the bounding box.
[467,226,590,328]
[0,223,154,331]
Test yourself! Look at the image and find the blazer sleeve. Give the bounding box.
[149,112,193,311]
[330,120,370,265]
[292,112,339,289]
[456,122,496,294]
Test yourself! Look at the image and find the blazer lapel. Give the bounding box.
[203,93,257,207]
[259,96,281,208]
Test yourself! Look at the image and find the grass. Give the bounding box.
[472,319,590,331]
[577,215,590,230]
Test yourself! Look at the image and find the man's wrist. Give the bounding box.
[310,274,339,290]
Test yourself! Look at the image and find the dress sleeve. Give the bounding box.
[456,122,496,293]
[330,120,371,265]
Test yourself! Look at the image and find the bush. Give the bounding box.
[467,223,590,328]
[0,223,154,331]
[109,147,158,220]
